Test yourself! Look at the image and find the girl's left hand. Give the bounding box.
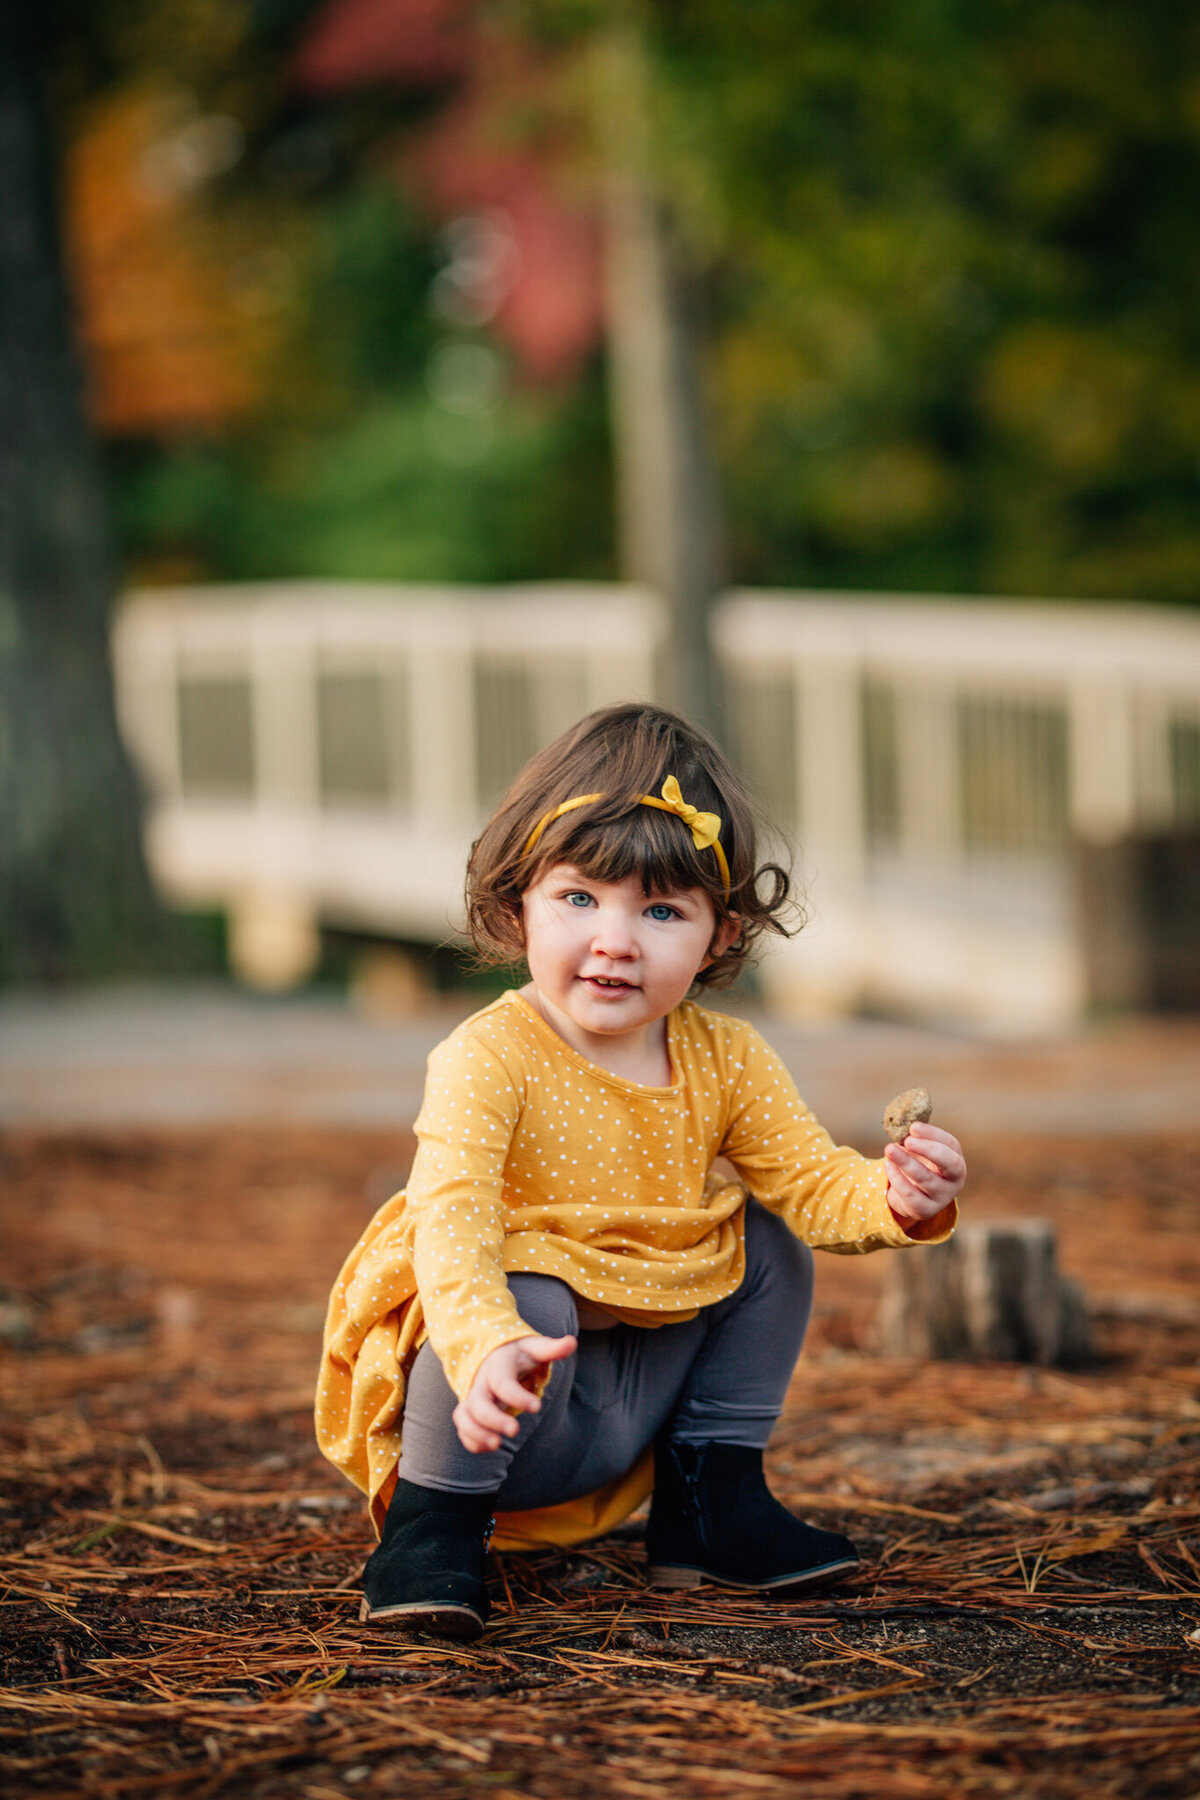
[884,1123,966,1224]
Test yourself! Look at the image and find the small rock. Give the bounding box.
[883,1087,933,1142]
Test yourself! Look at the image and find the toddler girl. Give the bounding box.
[316,703,965,1638]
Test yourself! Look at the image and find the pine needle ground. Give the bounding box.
[2,1129,1198,1799]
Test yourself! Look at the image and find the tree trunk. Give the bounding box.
[874,1220,1094,1368]
[594,21,725,739]
[0,6,169,981]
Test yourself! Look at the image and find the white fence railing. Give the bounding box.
[112,581,1200,1027]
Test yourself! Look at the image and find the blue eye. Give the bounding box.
[565,891,594,908]
[647,902,679,922]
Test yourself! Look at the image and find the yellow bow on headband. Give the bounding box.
[521,776,730,898]
[641,775,722,854]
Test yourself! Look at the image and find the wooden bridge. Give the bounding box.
[112,582,1200,1028]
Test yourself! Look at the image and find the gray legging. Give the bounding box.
[394,1200,814,1511]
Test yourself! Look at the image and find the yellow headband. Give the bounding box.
[521,775,731,900]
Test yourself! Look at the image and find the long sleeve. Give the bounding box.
[719,1025,956,1253]
[316,991,959,1543]
[405,1036,539,1399]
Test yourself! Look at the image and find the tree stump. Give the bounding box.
[874,1220,1094,1366]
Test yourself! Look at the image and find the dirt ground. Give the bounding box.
[2,1125,1199,1799]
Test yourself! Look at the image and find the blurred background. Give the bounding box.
[7,24,1200,1745]
[3,0,1200,1036]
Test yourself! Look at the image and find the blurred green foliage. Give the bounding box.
[82,0,1200,604]
[109,167,616,585]
[643,0,1200,600]
[115,373,615,584]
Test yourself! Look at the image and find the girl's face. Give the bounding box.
[520,863,740,1067]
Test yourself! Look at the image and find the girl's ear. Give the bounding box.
[703,913,742,967]
[507,896,528,950]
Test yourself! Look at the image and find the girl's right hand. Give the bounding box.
[453,1334,577,1454]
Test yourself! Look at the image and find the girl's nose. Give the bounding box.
[590,909,638,958]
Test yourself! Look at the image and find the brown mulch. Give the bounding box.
[1,1128,1199,1800]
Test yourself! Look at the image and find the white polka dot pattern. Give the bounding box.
[314,989,956,1528]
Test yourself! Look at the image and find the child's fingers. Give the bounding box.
[518,1333,577,1369]
[892,1130,964,1216]
[452,1402,503,1454]
[903,1124,966,1174]
[466,1389,523,1440]
[887,1168,934,1205]
[887,1156,951,1202]
[905,1123,957,1148]
[888,1147,947,1190]
[491,1372,543,1416]
[885,1168,946,1221]
[885,1162,920,1204]
[888,1130,964,1186]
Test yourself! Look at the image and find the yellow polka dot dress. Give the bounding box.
[315,991,956,1546]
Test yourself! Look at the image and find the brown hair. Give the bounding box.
[465,703,800,987]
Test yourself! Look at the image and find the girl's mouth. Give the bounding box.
[584,977,635,992]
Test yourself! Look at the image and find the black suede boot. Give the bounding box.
[645,1440,859,1593]
[359,1479,496,1638]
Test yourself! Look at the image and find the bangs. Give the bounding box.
[464,702,798,985]
[529,799,728,906]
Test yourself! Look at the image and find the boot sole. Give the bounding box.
[358,1596,485,1639]
[646,1555,859,1595]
